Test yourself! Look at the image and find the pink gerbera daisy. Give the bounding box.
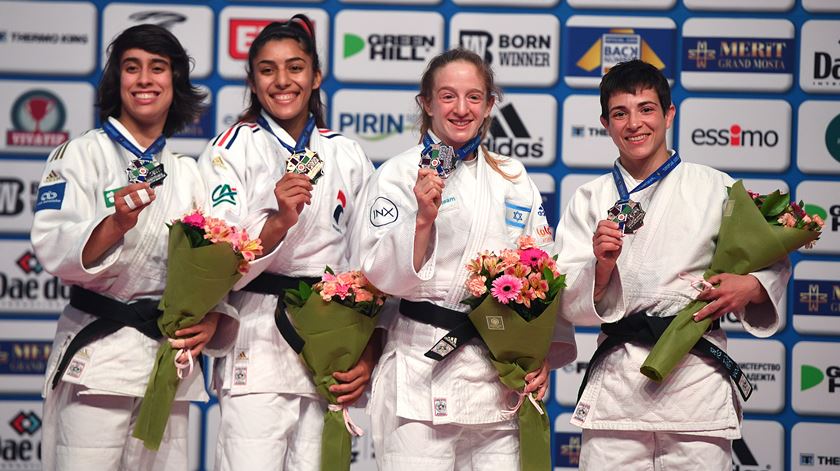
[491,274,523,304]
[519,247,548,269]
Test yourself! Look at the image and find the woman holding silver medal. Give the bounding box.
[196,15,376,470]
[357,48,575,470]
[31,25,235,469]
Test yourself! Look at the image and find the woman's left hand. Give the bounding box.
[330,337,379,405]
[523,360,550,401]
[171,312,221,362]
[694,274,768,321]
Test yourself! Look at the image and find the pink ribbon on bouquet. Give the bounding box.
[173,349,194,379]
[328,404,365,437]
[679,272,714,292]
[501,390,543,420]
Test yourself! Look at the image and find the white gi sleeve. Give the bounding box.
[31,138,123,283]
[197,127,282,289]
[359,153,438,297]
[553,183,626,326]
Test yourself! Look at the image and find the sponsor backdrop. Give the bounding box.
[0,0,838,469]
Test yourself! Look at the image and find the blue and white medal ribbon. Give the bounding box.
[420,133,482,179]
[104,120,168,186]
[257,114,317,155]
[608,152,680,233]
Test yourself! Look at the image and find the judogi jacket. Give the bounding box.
[554,158,789,438]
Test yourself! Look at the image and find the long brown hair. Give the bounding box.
[415,48,517,180]
[239,14,326,127]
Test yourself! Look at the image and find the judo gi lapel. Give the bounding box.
[445,148,493,307]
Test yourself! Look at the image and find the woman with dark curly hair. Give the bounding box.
[32,24,236,470]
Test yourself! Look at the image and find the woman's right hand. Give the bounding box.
[413,168,444,228]
[273,172,313,229]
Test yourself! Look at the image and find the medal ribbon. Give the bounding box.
[421,133,482,162]
[258,114,317,154]
[612,152,681,203]
[103,120,165,163]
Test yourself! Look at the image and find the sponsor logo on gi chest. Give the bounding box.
[0,340,50,375]
[6,90,69,148]
[0,408,42,465]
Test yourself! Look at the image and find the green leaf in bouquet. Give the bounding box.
[299,280,313,300]
[759,190,789,219]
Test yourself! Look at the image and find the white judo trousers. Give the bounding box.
[198,111,374,470]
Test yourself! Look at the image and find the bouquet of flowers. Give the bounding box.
[283,267,387,471]
[641,181,823,383]
[462,235,572,471]
[133,209,262,450]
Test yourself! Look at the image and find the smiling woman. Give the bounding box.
[30,24,232,470]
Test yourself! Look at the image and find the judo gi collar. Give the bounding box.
[103,117,165,163]
[257,112,317,155]
[420,132,482,179]
[609,151,680,234]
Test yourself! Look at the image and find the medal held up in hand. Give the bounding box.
[608,200,645,234]
[126,160,167,187]
[419,144,457,179]
[286,149,324,184]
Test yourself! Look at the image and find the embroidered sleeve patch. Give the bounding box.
[369,196,399,227]
[505,201,531,229]
[34,182,66,212]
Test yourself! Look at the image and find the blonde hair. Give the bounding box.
[416,48,518,181]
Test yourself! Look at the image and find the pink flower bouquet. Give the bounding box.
[461,235,569,471]
[133,209,261,449]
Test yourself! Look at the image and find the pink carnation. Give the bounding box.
[491,275,522,304]
[517,235,537,250]
[777,212,797,228]
[354,288,373,303]
[466,275,488,297]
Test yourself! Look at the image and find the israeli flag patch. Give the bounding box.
[504,201,530,229]
[35,182,66,212]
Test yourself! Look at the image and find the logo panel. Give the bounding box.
[102,4,213,78]
[482,93,557,167]
[564,16,676,89]
[798,101,840,175]
[217,7,330,79]
[681,19,794,92]
[796,181,840,255]
[0,81,93,155]
[685,0,793,10]
[678,98,791,172]
[803,0,840,12]
[0,160,45,233]
[331,89,420,163]
[735,420,785,471]
[530,173,557,228]
[0,320,57,394]
[568,0,675,7]
[792,341,840,416]
[0,401,44,467]
[800,20,840,94]
[793,261,840,336]
[728,338,785,414]
[334,10,443,83]
[553,413,583,469]
[451,13,559,86]
[0,1,95,75]
[454,0,558,4]
[0,241,70,314]
[791,422,840,470]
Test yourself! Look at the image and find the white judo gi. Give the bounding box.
[197,111,374,470]
[553,157,790,469]
[31,117,238,471]
[358,145,576,470]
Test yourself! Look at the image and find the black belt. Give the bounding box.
[241,272,320,354]
[399,299,480,361]
[577,313,752,402]
[52,286,163,389]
